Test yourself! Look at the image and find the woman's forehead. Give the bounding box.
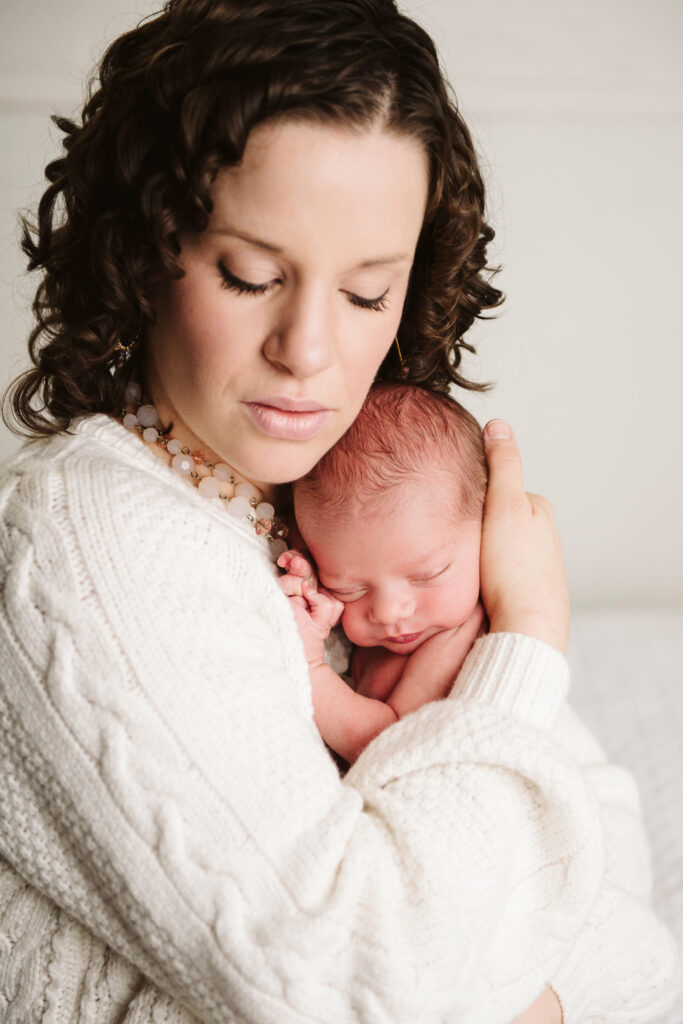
[207,119,429,259]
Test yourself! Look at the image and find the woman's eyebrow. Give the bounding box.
[207,227,411,268]
[208,227,282,254]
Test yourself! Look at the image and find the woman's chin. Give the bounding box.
[241,438,337,488]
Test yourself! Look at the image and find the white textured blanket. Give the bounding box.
[569,609,683,1023]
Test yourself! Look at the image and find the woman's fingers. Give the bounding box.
[480,421,569,654]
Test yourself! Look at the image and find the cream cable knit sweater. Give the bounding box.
[0,414,679,1024]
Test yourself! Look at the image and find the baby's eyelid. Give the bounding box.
[327,586,365,600]
[410,565,449,584]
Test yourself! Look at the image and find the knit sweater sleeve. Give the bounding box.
[0,434,651,1024]
[547,704,681,1023]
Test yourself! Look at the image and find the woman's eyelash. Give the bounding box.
[219,261,389,312]
[348,289,390,313]
[218,262,271,295]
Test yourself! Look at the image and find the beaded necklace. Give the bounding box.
[120,382,289,558]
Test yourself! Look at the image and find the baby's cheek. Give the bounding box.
[440,577,480,629]
[340,605,372,647]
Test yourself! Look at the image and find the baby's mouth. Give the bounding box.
[383,630,424,646]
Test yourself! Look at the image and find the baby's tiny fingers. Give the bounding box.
[278,574,305,598]
[277,550,295,570]
[302,580,328,615]
[303,582,343,629]
[302,580,322,602]
[290,553,316,579]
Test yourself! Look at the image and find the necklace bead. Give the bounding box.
[137,404,159,428]
[121,390,288,558]
[171,452,195,476]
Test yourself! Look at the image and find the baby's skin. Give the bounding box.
[278,484,486,763]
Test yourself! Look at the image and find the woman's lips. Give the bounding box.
[243,400,330,441]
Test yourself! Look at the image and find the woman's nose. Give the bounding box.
[368,588,416,626]
[263,289,335,379]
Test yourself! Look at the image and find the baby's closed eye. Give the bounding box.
[322,584,366,602]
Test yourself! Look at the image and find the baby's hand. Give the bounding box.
[277,548,318,598]
[300,580,344,637]
[277,551,344,666]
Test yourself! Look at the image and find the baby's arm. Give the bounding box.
[278,552,398,763]
[387,603,486,718]
[354,602,487,720]
[352,645,407,701]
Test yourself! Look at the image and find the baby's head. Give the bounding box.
[293,383,487,653]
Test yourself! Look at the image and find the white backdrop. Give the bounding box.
[1,0,681,607]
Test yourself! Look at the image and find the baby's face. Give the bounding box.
[298,486,481,654]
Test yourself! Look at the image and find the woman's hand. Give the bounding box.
[480,421,569,654]
[509,986,564,1024]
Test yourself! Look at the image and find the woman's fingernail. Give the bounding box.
[484,419,511,440]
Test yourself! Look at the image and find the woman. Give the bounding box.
[0,0,678,1021]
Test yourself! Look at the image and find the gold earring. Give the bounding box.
[394,335,409,377]
[114,331,141,367]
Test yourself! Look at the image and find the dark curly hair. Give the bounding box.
[4,0,503,437]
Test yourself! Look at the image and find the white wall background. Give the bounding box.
[1,0,681,607]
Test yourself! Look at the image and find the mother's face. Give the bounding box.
[146,119,429,494]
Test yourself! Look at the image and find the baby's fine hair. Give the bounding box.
[295,383,487,522]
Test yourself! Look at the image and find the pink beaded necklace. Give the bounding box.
[120,382,289,558]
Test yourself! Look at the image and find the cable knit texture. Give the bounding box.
[0,415,679,1023]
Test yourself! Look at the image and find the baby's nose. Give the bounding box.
[368,588,415,626]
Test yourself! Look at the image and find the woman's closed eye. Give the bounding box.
[218,261,278,295]
[219,261,390,312]
[342,287,390,313]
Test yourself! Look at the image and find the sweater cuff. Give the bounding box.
[450,632,569,730]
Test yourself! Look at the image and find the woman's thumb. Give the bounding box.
[483,421,525,503]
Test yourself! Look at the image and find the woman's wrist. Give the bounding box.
[487,607,569,656]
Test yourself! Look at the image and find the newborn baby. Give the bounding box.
[279,383,487,764]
